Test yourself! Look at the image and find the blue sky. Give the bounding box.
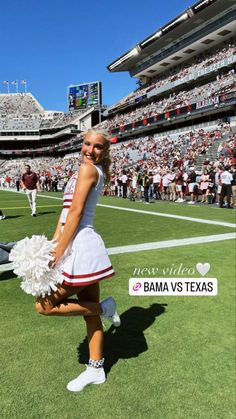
[1,0,191,111]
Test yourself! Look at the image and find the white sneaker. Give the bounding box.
[101,296,121,327]
[67,366,106,392]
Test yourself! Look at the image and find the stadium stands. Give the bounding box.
[0,93,43,115]
[98,71,235,131]
[105,40,236,113]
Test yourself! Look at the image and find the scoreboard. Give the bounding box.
[68,81,102,111]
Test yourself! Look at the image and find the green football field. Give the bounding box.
[0,189,235,419]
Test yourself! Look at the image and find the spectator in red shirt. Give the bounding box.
[5,175,11,188]
[21,165,39,216]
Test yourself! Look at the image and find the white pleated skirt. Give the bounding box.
[61,227,114,286]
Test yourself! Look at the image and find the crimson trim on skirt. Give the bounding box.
[62,265,115,286]
[63,272,115,286]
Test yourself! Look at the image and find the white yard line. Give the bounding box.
[107,233,236,255]
[37,194,63,200]
[98,204,236,228]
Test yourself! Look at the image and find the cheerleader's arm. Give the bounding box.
[52,216,64,242]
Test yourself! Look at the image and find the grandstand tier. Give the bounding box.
[0,92,102,148]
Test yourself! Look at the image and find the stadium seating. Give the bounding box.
[106,40,236,113]
[98,71,235,132]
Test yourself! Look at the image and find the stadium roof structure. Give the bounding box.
[107,0,236,78]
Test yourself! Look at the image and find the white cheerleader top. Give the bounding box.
[59,164,104,228]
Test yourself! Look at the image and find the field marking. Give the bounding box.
[37,194,63,200]
[107,233,236,255]
[1,204,62,210]
[0,189,63,201]
[98,204,236,229]
[1,188,235,228]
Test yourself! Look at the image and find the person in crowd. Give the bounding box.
[199,170,209,204]
[162,170,171,201]
[214,166,222,205]
[148,171,154,200]
[117,175,122,197]
[40,174,46,192]
[182,170,188,202]
[51,175,58,192]
[187,167,197,204]
[109,175,116,197]
[130,170,138,200]
[45,176,51,191]
[219,165,233,208]
[206,168,215,204]
[35,129,120,392]
[121,170,128,198]
[175,169,184,202]
[21,164,39,216]
[5,175,11,188]
[142,170,150,204]
[153,170,162,200]
[136,170,143,201]
[15,175,20,192]
[168,169,176,202]
[231,166,236,207]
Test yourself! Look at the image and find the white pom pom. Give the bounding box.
[9,235,64,297]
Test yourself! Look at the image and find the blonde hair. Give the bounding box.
[83,128,111,182]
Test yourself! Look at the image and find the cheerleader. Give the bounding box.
[35,129,120,392]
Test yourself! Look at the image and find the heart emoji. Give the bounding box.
[196,263,210,276]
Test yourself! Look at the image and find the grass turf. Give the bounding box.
[0,190,235,418]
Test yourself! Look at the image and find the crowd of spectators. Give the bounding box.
[0,93,42,116]
[103,124,236,207]
[1,120,235,207]
[0,115,42,130]
[98,71,236,131]
[105,162,236,208]
[107,40,236,112]
[0,92,88,131]
[40,110,87,129]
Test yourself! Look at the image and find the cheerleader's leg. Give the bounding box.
[35,283,102,317]
[77,283,103,360]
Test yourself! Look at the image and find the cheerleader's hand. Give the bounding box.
[49,245,64,268]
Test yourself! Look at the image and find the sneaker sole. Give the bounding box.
[67,377,106,392]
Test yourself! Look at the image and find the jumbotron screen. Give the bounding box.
[68,81,102,111]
